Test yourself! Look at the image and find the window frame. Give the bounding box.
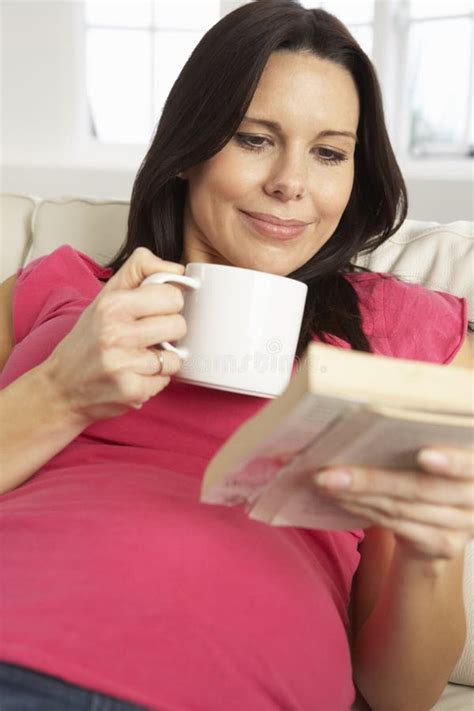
[370,0,472,176]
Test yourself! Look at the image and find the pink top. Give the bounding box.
[0,246,467,710]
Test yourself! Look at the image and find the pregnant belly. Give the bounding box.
[0,461,356,710]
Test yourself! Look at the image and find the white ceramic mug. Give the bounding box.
[140,262,308,398]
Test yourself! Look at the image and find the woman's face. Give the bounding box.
[180,50,360,275]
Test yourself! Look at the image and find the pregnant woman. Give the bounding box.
[1,2,473,710]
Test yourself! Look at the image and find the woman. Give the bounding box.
[0,1,472,709]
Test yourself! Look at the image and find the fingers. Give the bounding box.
[47,249,186,423]
[312,451,474,560]
[417,447,474,479]
[341,510,466,560]
[327,493,474,533]
[314,462,474,508]
[311,448,474,561]
[96,284,185,322]
[331,499,470,559]
[98,313,187,351]
[102,247,185,293]
[102,347,183,377]
[147,347,182,377]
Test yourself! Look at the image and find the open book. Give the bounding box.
[200,343,473,530]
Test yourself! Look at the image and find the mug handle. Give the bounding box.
[140,272,201,359]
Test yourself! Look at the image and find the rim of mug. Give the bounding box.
[184,262,308,288]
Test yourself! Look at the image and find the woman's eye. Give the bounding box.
[235,133,270,150]
[235,133,348,165]
[315,148,347,165]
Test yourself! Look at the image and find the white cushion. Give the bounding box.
[25,195,129,266]
[0,193,38,280]
[351,679,474,710]
[430,680,474,710]
[450,542,474,686]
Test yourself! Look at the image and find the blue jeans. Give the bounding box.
[0,661,151,710]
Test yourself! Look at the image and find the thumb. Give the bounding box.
[102,246,185,293]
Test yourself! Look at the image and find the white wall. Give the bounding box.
[1,0,473,221]
[2,1,86,157]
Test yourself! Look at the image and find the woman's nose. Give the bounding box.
[263,154,307,201]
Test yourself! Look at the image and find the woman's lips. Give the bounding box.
[239,210,307,240]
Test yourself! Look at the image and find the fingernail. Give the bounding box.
[417,449,449,471]
[314,470,352,489]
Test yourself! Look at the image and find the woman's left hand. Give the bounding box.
[312,446,474,561]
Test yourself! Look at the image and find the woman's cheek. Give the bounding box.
[319,167,354,217]
[207,159,252,201]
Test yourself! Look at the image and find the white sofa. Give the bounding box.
[1,193,473,710]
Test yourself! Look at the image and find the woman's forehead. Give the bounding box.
[247,51,360,134]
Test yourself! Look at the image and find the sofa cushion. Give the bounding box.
[431,681,474,710]
[25,196,129,267]
[351,679,474,710]
[0,193,38,280]
[450,541,474,686]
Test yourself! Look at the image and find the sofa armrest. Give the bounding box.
[0,193,40,280]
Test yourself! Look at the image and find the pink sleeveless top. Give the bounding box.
[0,246,467,710]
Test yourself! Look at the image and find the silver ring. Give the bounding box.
[155,349,165,375]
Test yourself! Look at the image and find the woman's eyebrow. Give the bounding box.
[241,116,358,143]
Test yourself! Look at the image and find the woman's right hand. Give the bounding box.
[45,247,187,424]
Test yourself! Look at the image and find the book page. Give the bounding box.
[200,393,361,506]
[247,406,473,530]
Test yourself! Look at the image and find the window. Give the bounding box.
[84,1,220,144]
[406,1,473,157]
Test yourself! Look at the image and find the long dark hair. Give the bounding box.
[105,0,408,358]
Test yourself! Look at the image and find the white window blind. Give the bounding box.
[406,1,473,157]
[85,1,220,144]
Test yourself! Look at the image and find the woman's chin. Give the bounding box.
[231,254,299,276]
